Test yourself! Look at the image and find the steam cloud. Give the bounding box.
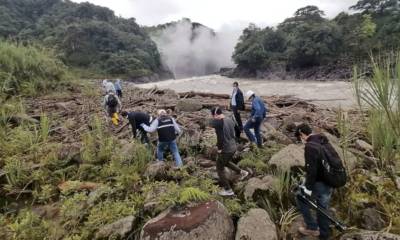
[150,20,243,79]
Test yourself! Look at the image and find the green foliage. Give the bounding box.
[177,187,210,205]
[222,198,257,218]
[238,145,283,174]
[0,41,70,96]
[8,210,49,240]
[61,193,89,230]
[0,0,163,77]
[233,2,400,72]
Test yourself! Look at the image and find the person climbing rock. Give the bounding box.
[114,79,123,98]
[141,109,183,168]
[102,79,116,94]
[243,90,267,148]
[210,106,249,196]
[230,81,245,141]
[121,111,152,143]
[102,91,122,126]
[295,123,336,240]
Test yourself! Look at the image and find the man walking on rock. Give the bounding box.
[210,106,249,196]
[244,90,267,148]
[121,111,152,144]
[230,81,245,141]
[141,109,183,168]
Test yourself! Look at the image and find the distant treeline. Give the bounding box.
[0,0,165,78]
[233,0,400,73]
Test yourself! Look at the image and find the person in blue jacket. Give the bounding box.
[243,90,267,148]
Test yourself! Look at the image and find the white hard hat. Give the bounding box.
[158,109,167,115]
[246,90,255,99]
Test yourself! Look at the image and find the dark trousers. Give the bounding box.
[137,126,149,143]
[244,117,263,146]
[217,152,241,190]
[232,106,243,139]
[116,89,122,98]
[296,182,332,239]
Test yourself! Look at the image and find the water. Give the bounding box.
[136,75,356,109]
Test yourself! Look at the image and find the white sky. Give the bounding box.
[71,0,358,30]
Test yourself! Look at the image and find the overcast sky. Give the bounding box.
[71,0,358,30]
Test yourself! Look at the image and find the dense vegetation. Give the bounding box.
[233,0,400,74]
[0,0,166,78]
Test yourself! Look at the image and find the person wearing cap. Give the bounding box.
[244,90,268,148]
[210,106,249,196]
[141,109,183,168]
[230,81,245,140]
[121,111,152,143]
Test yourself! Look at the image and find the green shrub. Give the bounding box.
[8,210,49,240]
[0,41,71,96]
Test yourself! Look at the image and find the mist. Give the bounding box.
[150,20,243,79]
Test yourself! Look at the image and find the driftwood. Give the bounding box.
[179,91,230,99]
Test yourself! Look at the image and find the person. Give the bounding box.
[243,90,267,148]
[295,123,333,239]
[102,91,122,126]
[141,109,183,168]
[102,79,116,94]
[114,79,122,98]
[121,111,152,143]
[210,106,249,196]
[230,81,245,140]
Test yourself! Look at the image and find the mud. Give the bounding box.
[136,75,355,109]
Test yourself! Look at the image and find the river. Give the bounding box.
[137,75,356,109]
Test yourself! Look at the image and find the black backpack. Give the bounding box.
[107,94,118,108]
[308,141,347,188]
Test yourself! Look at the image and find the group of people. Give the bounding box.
[102,79,123,125]
[100,80,339,240]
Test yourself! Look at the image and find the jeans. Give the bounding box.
[232,106,243,139]
[157,140,183,167]
[244,117,263,146]
[296,182,332,239]
[217,152,242,190]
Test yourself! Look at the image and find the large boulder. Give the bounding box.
[244,176,278,200]
[176,99,203,112]
[95,216,136,239]
[340,231,400,240]
[269,144,305,170]
[261,122,292,145]
[323,132,358,171]
[140,201,234,240]
[355,139,373,153]
[144,161,169,180]
[235,208,278,240]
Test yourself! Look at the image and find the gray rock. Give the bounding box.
[261,122,293,145]
[244,176,278,200]
[176,99,203,112]
[140,201,234,240]
[95,216,135,239]
[236,208,278,240]
[396,177,400,190]
[361,208,385,231]
[144,161,169,180]
[197,158,216,168]
[355,140,373,153]
[340,231,400,240]
[269,144,305,170]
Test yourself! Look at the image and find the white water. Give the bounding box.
[137,75,356,109]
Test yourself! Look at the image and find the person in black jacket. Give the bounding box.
[210,106,249,196]
[295,123,332,240]
[141,109,183,168]
[121,111,151,143]
[230,82,245,140]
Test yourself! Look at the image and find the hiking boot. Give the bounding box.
[239,170,249,181]
[218,189,235,196]
[298,226,320,237]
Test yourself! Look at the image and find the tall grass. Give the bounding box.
[0,41,71,97]
[354,56,400,168]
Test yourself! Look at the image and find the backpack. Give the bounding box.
[107,94,118,108]
[308,141,347,188]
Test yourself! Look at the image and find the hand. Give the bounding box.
[251,118,256,123]
[217,150,222,154]
[300,185,312,196]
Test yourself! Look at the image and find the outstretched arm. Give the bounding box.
[141,119,159,133]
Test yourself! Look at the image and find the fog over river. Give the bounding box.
[137,75,356,109]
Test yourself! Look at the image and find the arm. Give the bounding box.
[141,119,158,133]
[304,144,319,190]
[172,119,182,135]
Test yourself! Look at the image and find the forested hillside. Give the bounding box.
[0,0,168,79]
[232,0,400,77]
